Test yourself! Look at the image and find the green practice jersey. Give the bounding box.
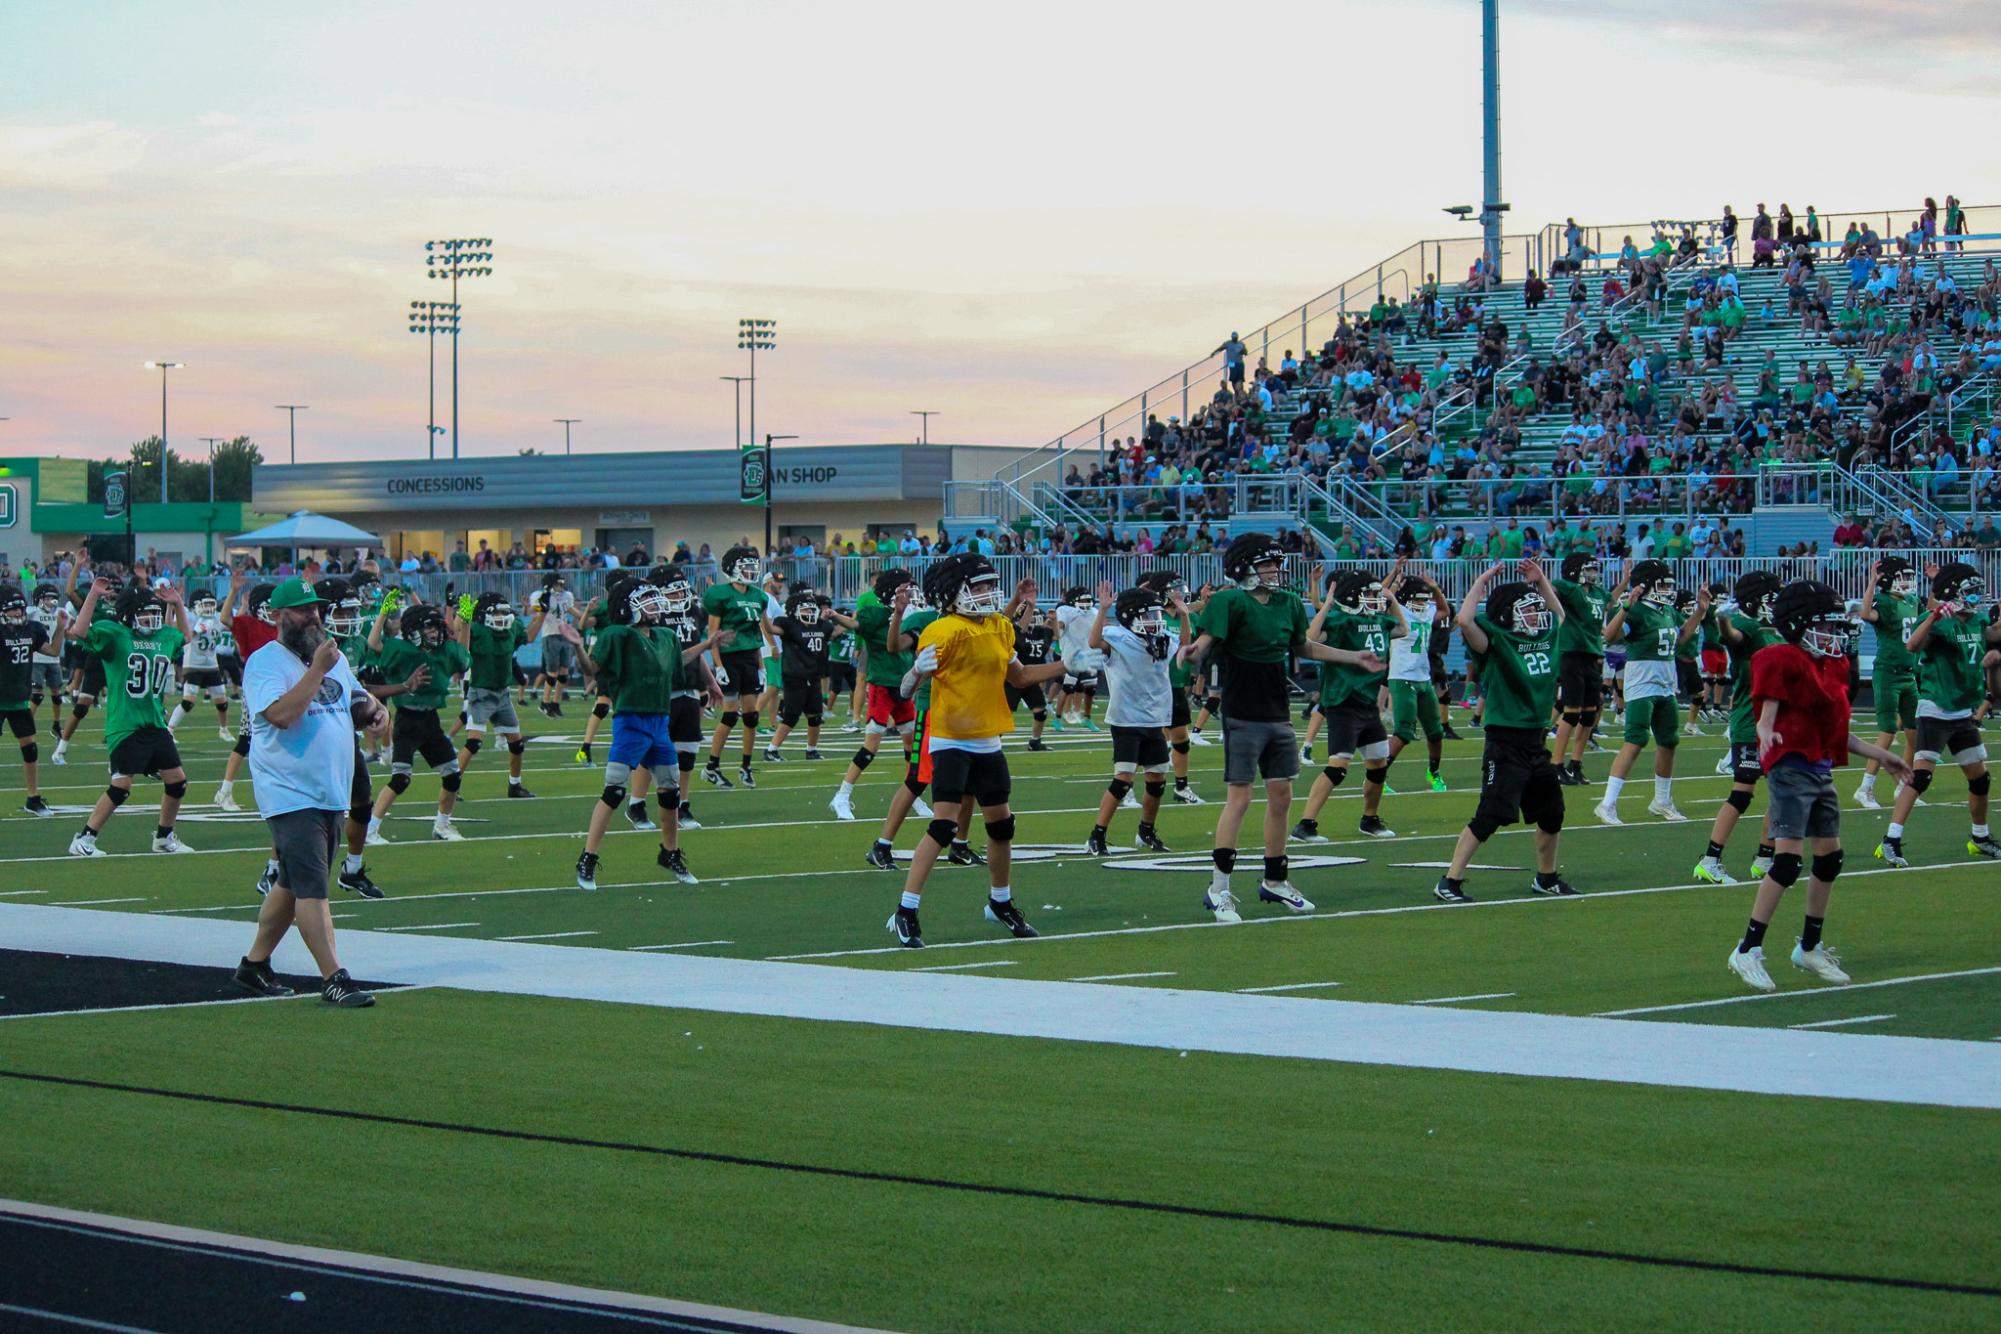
[1552,579,1607,657]
[591,623,687,714]
[1870,592,1920,678]
[1917,613,1989,716]
[373,637,469,712]
[337,632,373,675]
[1315,610,1393,707]
[80,620,186,750]
[1197,587,1309,722]
[898,608,941,710]
[855,600,915,688]
[1725,612,1782,743]
[701,581,768,654]
[467,621,527,691]
[1472,614,1558,730]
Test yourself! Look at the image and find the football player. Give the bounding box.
[1549,552,1610,785]
[65,578,196,856]
[701,545,775,789]
[455,591,541,799]
[1594,559,1706,825]
[1,585,56,814]
[1053,586,1103,730]
[530,572,578,717]
[166,587,232,737]
[1083,581,1180,855]
[309,579,392,899]
[767,590,857,761]
[830,569,923,821]
[572,573,632,769]
[1693,571,1785,885]
[49,559,104,767]
[26,582,67,741]
[366,600,472,843]
[1384,573,1452,792]
[1855,556,1922,809]
[1139,570,1207,801]
[1006,599,1057,752]
[1291,566,1406,843]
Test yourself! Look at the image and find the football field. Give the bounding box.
[3,703,1999,1330]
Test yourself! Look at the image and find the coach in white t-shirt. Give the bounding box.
[234,577,384,1008]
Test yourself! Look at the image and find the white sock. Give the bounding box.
[1655,776,1673,804]
[216,779,233,795]
[367,816,381,834]
[52,739,65,753]
[168,703,190,729]
[264,857,279,876]
[435,812,450,827]
[1886,821,1905,839]
[990,884,1012,903]
[1858,772,1876,794]
[900,890,921,909]
[837,781,853,798]
[1975,824,1992,839]
[1603,776,1625,802]
[343,852,363,874]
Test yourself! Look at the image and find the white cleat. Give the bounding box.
[1203,874,1241,924]
[68,832,104,858]
[365,824,390,846]
[1692,855,1738,885]
[1257,880,1316,912]
[1791,941,1851,985]
[1749,853,1774,876]
[829,791,856,821]
[1119,791,1141,809]
[151,832,194,854]
[212,786,241,813]
[1173,787,1207,804]
[49,749,66,766]
[219,727,237,743]
[911,797,934,820]
[1188,730,1211,747]
[1647,800,1688,822]
[1714,754,1733,777]
[1727,945,1776,992]
[1593,800,1623,826]
[431,821,466,842]
[1853,787,1881,809]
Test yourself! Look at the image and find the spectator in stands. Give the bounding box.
[1720,205,1739,261]
[1214,331,1246,388]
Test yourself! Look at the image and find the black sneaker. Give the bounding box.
[507,782,537,799]
[804,748,823,761]
[984,897,1037,938]
[321,968,376,1008]
[254,863,278,899]
[888,904,924,947]
[1357,815,1393,839]
[764,747,784,763]
[1135,826,1171,852]
[1556,766,1580,787]
[738,767,757,790]
[1290,818,1327,844]
[947,840,986,866]
[1530,875,1579,897]
[1432,877,1472,904]
[233,956,294,998]
[1441,723,1463,741]
[549,703,565,717]
[576,851,600,891]
[24,796,52,817]
[337,865,385,899]
[1026,738,1049,752]
[658,847,698,884]
[539,702,558,718]
[702,765,733,789]
[1084,831,1110,856]
[864,841,897,870]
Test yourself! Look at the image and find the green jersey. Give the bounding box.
[1724,612,1782,743]
[1679,609,1710,664]
[467,621,527,691]
[1917,614,1989,716]
[1870,592,1920,679]
[701,581,767,654]
[1620,600,1682,701]
[1169,616,1197,689]
[373,637,469,712]
[80,620,186,750]
[1552,579,1607,657]
[855,600,914,688]
[591,623,687,714]
[829,629,855,665]
[1196,586,1309,722]
[337,632,374,676]
[1315,610,1393,708]
[1472,614,1558,731]
[898,608,941,710]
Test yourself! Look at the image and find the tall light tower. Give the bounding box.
[425,238,494,459]
[275,404,308,465]
[737,318,777,548]
[1481,0,1503,277]
[408,300,460,459]
[720,376,751,449]
[144,361,183,503]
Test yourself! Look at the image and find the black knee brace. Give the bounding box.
[592,700,611,720]
[507,738,525,756]
[904,774,928,797]
[1970,772,1992,797]
[388,772,413,794]
[234,732,250,757]
[30,690,43,707]
[72,703,89,721]
[105,785,130,808]
[1322,764,1348,787]
[720,710,740,728]
[440,770,462,793]
[985,814,1016,843]
[1908,768,1935,794]
[679,752,696,772]
[1561,711,1583,727]
[350,801,372,826]
[1811,849,1844,884]
[1107,777,1133,801]
[162,779,188,800]
[1769,851,1804,887]
[600,784,628,808]
[1032,709,1048,722]
[925,817,958,848]
[463,737,483,756]
[21,742,37,764]
[1580,709,1601,728]
[1145,778,1166,799]
[1172,739,1190,755]
[741,711,759,731]
[1726,788,1753,813]
[1365,764,1389,788]
[853,748,876,770]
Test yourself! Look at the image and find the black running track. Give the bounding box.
[0,1208,816,1333]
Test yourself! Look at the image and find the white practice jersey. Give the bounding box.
[28,604,63,663]
[1388,613,1435,683]
[183,615,226,670]
[1055,604,1096,665]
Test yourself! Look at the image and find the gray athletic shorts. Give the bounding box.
[464,686,519,733]
[541,636,577,676]
[32,662,64,692]
[268,807,341,901]
[1766,762,1840,842]
[1223,717,1299,784]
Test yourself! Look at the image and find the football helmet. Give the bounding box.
[924,553,1005,617]
[191,591,219,618]
[1560,551,1600,587]
[1223,532,1287,590]
[34,583,62,613]
[628,583,670,625]
[1629,559,1677,608]
[1486,581,1551,637]
[246,584,278,624]
[1064,586,1096,611]
[723,545,762,584]
[1934,561,1985,609]
[317,579,365,637]
[1115,586,1167,637]
[1138,569,1189,601]
[649,567,696,617]
[119,587,167,634]
[1876,555,1919,600]
[1397,575,1433,617]
[1772,579,1852,658]
[401,604,447,647]
[475,592,516,632]
[788,591,822,625]
[1732,571,1782,625]
[1330,570,1387,615]
[0,586,25,624]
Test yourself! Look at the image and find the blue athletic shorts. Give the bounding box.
[609,712,677,774]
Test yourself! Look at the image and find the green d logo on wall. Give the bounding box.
[103,471,128,519]
[0,482,15,528]
[738,443,767,504]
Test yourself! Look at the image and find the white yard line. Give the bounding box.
[50,898,147,906]
[372,922,482,933]
[496,931,599,942]
[1594,966,2001,1017]
[910,960,1021,973]
[1412,992,1516,1005]
[629,940,736,951]
[1235,981,1344,993]
[1789,1014,1896,1030]
[0,890,48,897]
[1066,971,1176,983]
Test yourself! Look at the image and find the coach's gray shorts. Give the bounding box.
[464,686,519,733]
[1766,762,1840,842]
[267,808,340,901]
[1223,717,1299,784]
[31,662,64,693]
[541,637,577,676]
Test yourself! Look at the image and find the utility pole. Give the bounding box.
[764,433,799,558]
[555,418,581,456]
[144,361,183,503]
[1481,0,1504,279]
[910,410,939,445]
[275,405,308,465]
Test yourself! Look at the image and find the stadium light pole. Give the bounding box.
[144,361,183,503]
[198,438,224,505]
[409,301,460,460]
[719,376,750,449]
[764,433,798,557]
[425,238,494,459]
[1481,0,1503,278]
[554,418,580,456]
[738,319,776,544]
[910,410,939,445]
[275,404,308,465]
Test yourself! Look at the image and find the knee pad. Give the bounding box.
[1144,779,1166,800]
[350,801,372,826]
[1322,764,1348,788]
[104,785,130,808]
[234,732,250,757]
[1970,772,1992,797]
[463,736,483,756]
[779,710,801,728]
[72,703,89,721]
[457,710,467,725]
[30,690,43,707]
[592,700,611,720]
[1580,708,1601,728]
[806,712,823,728]
[1811,849,1844,884]
[21,742,37,765]
[507,738,525,756]
[853,748,877,770]
[440,771,463,793]
[925,817,959,849]
[1365,764,1389,788]
[1561,711,1583,727]
[1768,851,1804,887]
[1107,777,1133,801]
[1467,813,1500,842]
[1725,788,1753,813]
[600,784,629,809]
[864,720,889,740]
[1172,739,1190,755]
[904,775,928,797]
[1907,768,1935,794]
[387,772,414,794]
[741,711,759,730]
[1032,709,1048,723]
[162,779,188,800]
[720,710,740,728]
[985,814,1017,843]
[679,752,696,772]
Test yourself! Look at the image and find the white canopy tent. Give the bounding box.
[227,510,384,565]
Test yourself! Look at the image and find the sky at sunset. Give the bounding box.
[4,0,1998,466]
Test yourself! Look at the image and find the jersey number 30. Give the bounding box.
[125,653,174,699]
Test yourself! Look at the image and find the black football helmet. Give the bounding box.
[648,565,696,617]
[1560,551,1601,587]
[1934,561,1985,609]
[1772,578,1851,658]
[473,591,515,632]
[1223,532,1287,590]
[1138,569,1188,601]
[1330,570,1387,615]
[1115,586,1167,637]
[317,579,365,637]
[723,545,762,584]
[1629,559,1676,608]
[787,590,822,624]
[401,604,447,647]
[1875,555,1918,599]
[0,585,25,624]
[1486,581,1552,637]
[118,586,167,634]
[246,583,278,624]
[33,582,61,613]
[190,588,219,618]
[923,553,1004,617]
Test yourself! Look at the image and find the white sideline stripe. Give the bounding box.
[1412,992,1516,1005]
[0,890,48,896]
[911,960,1021,972]
[1790,1014,1896,1030]
[1594,966,2001,1017]
[495,931,598,942]
[5,905,1999,1110]
[629,940,735,951]
[51,898,146,906]
[1065,971,1176,982]
[0,1199,887,1334]
[1235,981,1344,993]
[0,985,435,1023]
[373,922,482,933]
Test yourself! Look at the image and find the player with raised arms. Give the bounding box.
[1082,579,1181,855]
[1855,555,1922,809]
[1549,551,1610,786]
[1594,559,1706,825]
[65,577,196,857]
[1290,565,1407,844]
[830,569,925,822]
[701,544,775,790]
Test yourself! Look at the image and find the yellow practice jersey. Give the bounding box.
[919,613,1017,741]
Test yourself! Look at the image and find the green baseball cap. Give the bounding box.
[268,576,326,610]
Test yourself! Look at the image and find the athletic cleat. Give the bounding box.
[1081,718,1102,732]
[1790,941,1850,984]
[804,748,823,761]
[364,823,390,846]
[1529,875,1578,897]
[1258,881,1315,912]
[1714,753,1734,777]
[1084,831,1111,856]
[677,812,702,831]
[1134,827,1171,852]
[1171,786,1206,804]
[910,796,934,820]
[830,790,856,821]
[1693,856,1738,885]
[152,832,194,854]
[24,796,52,817]
[1026,738,1049,752]
[255,863,278,898]
[1119,790,1141,809]
[575,747,593,766]
[840,719,861,733]
[703,766,734,789]
[1432,877,1471,904]
[947,841,986,866]
[1300,745,1314,763]
[1727,945,1776,992]
[337,865,385,899]
[864,842,897,870]
[1646,800,1688,822]
[321,968,376,1008]
[507,783,537,799]
[737,767,757,789]
[1873,839,1910,869]
[1289,818,1328,844]
[67,831,103,858]
[1970,835,2001,859]
[213,786,241,813]
[1427,772,1448,792]
[575,851,600,891]
[1047,717,1066,733]
[233,957,294,998]
[1188,729,1211,746]
[1854,785,1882,809]
[219,727,237,743]
[48,748,66,766]
[1592,799,1623,826]
[1749,853,1774,876]
[431,821,466,842]
[1203,878,1241,924]
[888,905,924,947]
[627,807,659,832]
[658,847,698,884]
[984,898,1037,938]
[1357,815,1395,838]
[764,747,784,763]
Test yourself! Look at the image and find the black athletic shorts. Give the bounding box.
[3,707,35,740]
[1322,696,1388,757]
[1473,725,1563,832]
[391,707,456,772]
[181,667,226,691]
[718,650,764,698]
[1727,741,1764,787]
[1558,652,1603,712]
[827,662,856,693]
[1110,724,1171,772]
[669,696,704,747]
[928,746,1011,807]
[1675,659,1704,700]
[780,677,824,724]
[1916,716,1986,763]
[79,657,106,701]
[109,725,181,778]
[1169,688,1191,729]
[1005,682,1049,714]
[217,653,244,685]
